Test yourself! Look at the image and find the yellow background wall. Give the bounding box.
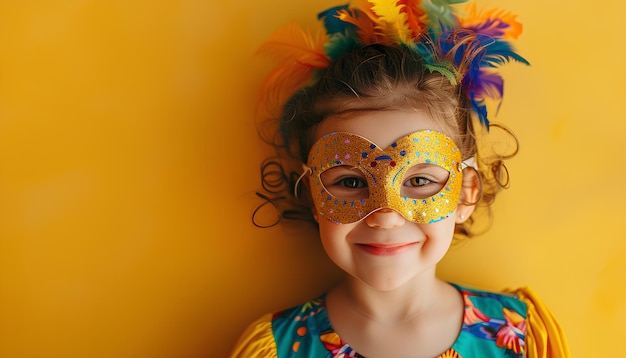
[1,0,624,357]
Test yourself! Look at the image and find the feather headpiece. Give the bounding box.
[258,0,528,128]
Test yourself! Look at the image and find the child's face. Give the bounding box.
[311,110,467,290]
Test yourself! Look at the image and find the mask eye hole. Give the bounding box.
[320,166,369,200]
[401,164,449,199]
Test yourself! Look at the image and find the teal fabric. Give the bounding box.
[271,283,528,357]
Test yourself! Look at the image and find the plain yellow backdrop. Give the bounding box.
[1,0,624,357]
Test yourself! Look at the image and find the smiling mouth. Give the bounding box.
[356,243,418,256]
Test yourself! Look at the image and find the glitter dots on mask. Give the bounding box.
[307,130,465,224]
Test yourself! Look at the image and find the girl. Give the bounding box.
[232,1,570,357]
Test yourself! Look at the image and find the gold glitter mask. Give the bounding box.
[307,130,465,224]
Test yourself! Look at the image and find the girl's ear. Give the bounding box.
[455,168,481,224]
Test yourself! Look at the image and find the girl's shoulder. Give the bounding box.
[451,283,571,358]
[449,283,528,357]
[270,294,352,356]
[229,294,338,358]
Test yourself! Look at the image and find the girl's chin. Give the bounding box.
[351,273,421,292]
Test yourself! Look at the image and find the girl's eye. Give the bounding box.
[401,165,449,199]
[339,177,367,189]
[320,166,369,200]
[406,177,432,187]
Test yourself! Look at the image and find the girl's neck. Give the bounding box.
[324,271,464,357]
[330,269,450,324]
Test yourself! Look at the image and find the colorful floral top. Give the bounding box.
[230,284,570,357]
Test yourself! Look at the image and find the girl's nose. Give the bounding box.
[364,208,406,229]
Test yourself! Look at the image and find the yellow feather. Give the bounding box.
[368,0,412,43]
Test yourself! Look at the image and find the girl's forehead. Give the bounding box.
[313,110,454,149]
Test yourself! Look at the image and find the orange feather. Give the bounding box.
[256,23,330,119]
[397,0,428,38]
[336,7,381,44]
[257,22,329,68]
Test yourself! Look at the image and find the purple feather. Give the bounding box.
[464,18,511,39]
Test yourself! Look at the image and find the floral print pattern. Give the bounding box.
[461,290,526,356]
[320,330,361,358]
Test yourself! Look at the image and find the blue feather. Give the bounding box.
[318,4,352,35]
[469,95,489,127]
[483,40,530,67]
[324,32,360,61]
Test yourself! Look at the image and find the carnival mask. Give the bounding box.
[307,130,468,224]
